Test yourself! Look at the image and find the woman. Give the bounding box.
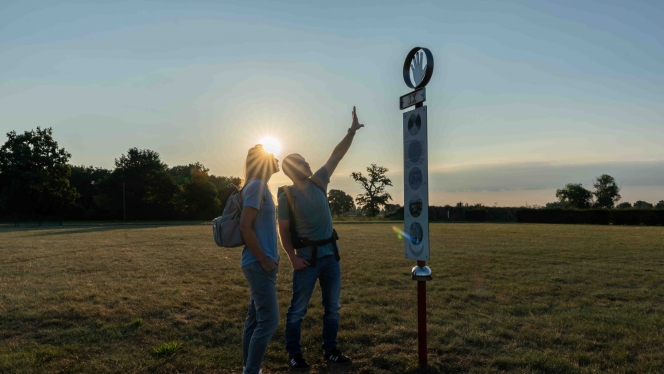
[238,144,280,374]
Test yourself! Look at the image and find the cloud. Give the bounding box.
[428,160,664,192]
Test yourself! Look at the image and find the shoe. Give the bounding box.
[288,354,310,370]
[324,347,352,364]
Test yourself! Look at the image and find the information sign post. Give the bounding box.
[400,47,434,369]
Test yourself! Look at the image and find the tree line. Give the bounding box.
[550,174,663,210]
[10,127,656,223]
[0,128,397,221]
[0,128,240,221]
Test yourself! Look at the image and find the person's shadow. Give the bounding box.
[319,364,443,374]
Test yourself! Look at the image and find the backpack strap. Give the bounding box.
[282,185,304,249]
[283,185,295,221]
[309,176,326,194]
[309,176,340,262]
[240,180,267,210]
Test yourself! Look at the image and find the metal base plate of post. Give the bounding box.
[411,265,432,281]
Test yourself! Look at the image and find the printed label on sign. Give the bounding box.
[400,87,426,110]
[403,106,429,261]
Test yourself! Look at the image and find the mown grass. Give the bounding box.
[1,223,663,373]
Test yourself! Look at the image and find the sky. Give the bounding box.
[1,0,663,206]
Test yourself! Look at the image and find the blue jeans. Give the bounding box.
[285,255,341,356]
[242,261,279,374]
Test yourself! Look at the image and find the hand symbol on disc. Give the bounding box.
[410,51,426,86]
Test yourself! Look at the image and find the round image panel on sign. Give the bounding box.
[409,222,423,245]
[403,47,434,89]
[408,167,422,190]
[409,195,423,218]
[408,114,421,136]
[408,140,422,163]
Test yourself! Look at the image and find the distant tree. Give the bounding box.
[208,175,242,211]
[0,127,78,218]
[169,162,220,219]
[616,202,632,209]
[545,201,568,209]
[351,164,392,217]
[592,174,621,209]
[70,165,111,211]
[384,203,402,214]
[656,200,664,210]
[633,200,654,209]
[555,183,593,209]
[97,148,178,220]
[327,189,355,217]
[168,163,204,185]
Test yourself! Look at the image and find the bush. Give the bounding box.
[465,210,487,222]
[516,209,609,225]
[517,209,664,226]
[610,210,664,226]
[385,207,404,220]
[386,206,518,222]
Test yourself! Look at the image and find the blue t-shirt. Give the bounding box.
[277,166,337,260]
[241,179,278,267]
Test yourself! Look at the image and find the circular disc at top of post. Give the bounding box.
[403,47,434,89]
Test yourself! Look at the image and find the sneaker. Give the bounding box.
[324,347,352,364]
[288,354,310,370]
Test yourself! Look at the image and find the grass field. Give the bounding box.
[1,223,663,373]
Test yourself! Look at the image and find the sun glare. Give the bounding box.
[259,136,281,156]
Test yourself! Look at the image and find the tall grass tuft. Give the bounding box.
[153,342,181,356]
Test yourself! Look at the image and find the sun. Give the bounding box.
[258,136,281,156]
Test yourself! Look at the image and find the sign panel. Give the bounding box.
[403,47,434,89]
[400,87,426,110]
[403,106,429,261]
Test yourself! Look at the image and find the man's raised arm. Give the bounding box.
[325,106,365,176]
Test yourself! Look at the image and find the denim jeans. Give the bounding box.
[285,255,341,356]
[242,261,279,374]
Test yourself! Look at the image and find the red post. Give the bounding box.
[417,260,427,368]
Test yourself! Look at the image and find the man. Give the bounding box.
[278,107,364,369]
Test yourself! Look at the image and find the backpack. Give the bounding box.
[212,184,245,247]
[212,182,268,247]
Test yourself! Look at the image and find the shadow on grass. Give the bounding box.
[1,222,207,236]
[402,369,443,374]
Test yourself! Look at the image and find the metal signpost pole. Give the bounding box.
[400,47,434,369]
[417,260,427,367]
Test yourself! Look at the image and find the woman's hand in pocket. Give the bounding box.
[260,257,278,273]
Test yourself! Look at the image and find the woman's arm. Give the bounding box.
[240,206,277,272]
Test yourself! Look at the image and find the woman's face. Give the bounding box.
[269,155,280,175]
